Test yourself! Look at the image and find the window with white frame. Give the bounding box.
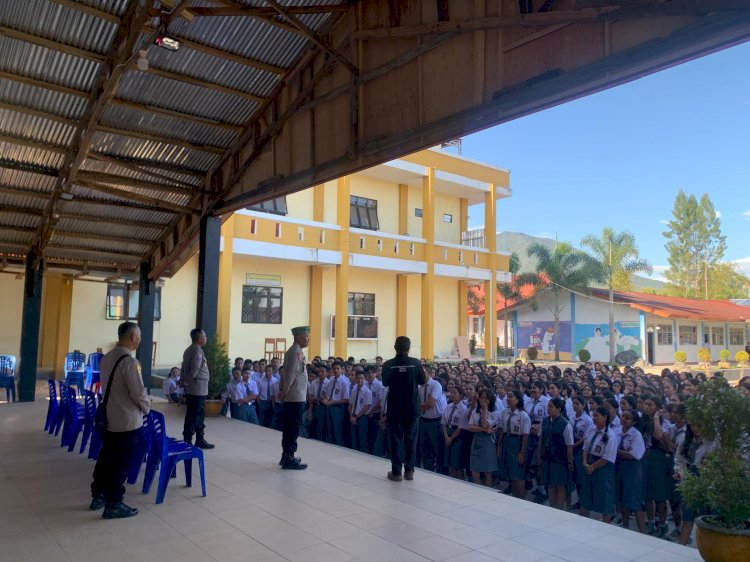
[106,283,162,321]
[678,325,697,346]
[350,196,379,230]
[249,197,287,215]
[241,286,283,323]
[729,327,744,346]
[656,324,673,346]
[711,326,724,346]
[348,292,375,315]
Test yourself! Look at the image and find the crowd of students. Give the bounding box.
[172,353,750,546]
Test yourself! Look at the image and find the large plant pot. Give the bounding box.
[695,515,750,562]
[204,399,224,417]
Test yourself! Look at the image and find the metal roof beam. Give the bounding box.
[189,5,350,17]
[76,179,200,215]
[0,100,78,127]
[58,212,167,230]
[0,70,88,99]
[0,205,44,216]
[96,123,227,155]
[46,0,121,24]
[46,243,144,258]
[55,229,154,246]
[0,133,68,155]
[0,25,107,63]
[77,170,211,196]
[86,151,206,180]
[109,98,243,132]
[85,153,200,189]
[0,158,59,177]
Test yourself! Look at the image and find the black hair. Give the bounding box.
[118,321,138,340]
[532,380,546,393]
[606,397,620,412]
[621,394,637,411]
[572,394,589,414]
[548,397,565,414]
[190,328,204,342]
[593,406,610,443]
[394,336,411,353]
[476,388,496,413]
[508,389,525,412]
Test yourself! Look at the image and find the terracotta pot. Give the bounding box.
[695,515,750,562]
[204,399,224,417]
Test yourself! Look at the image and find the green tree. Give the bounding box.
[696,194,727,299]
[525,242,604,361]
[663,190,701,297]
[581,229,652,364]
[497,252,522,357]
[708,262,750,299]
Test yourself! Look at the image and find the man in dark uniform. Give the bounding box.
[381,336,426,482]
[278,325,310,470]
[182,328,214,449]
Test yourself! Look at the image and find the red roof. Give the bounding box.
[589,289,750,322]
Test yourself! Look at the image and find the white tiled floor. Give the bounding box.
[0,389,703,562]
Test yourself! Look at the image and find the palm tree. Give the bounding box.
[525,242,604,361]
[581,228,652,364]
[497,252,522,358]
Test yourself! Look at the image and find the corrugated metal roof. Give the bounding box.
[0,0,348,275]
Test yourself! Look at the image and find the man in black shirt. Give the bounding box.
[381,336,426,482]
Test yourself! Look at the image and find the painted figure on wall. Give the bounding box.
[541,327,555,359]
[583,327,610,361]
[529,327,543,350]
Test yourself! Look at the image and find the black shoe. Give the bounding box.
[279,456,301,466]
[183,437,192,445]
[195,439,215,450]
[89,495,106,511]
[102,502,139,519]
[281,459,307,470]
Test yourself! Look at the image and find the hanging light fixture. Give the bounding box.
[154,35,180,51]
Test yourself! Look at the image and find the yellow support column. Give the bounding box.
[397,274,408,336]
[399,183,409,235]
[484,184,497,362]
[459,197,469,240]
[53,278,73,378]
[217,215,234,349]
[309,266,323,358]
[458,281,468,338]
[421,168,435,361]
[335,176,350,358]
[313,183,325,222]
[39,275,73,378]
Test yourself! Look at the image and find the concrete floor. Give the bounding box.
[0,388,703,562]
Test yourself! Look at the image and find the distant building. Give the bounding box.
[501,289,750,364]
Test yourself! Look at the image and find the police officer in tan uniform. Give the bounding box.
[279,326,310,469]
[182,328,214,449]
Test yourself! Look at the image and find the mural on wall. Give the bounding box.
[518,321,571,358]
[575,322,642,362]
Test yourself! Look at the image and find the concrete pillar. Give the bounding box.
[136,261,155,392]
[217,216,235,349]
[197,215,221,340]
[19,252,43,402]
[421,168,435,361]
[335,176,351,358]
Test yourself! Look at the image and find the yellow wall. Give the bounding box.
[405,274,422,357]
[322,180,338,225]
[406,184,423,238]
[349,175,400,236]
[0,274,24,358]
[286,188,314,222]
[344,268,397,360]
[434,192,461,244]
[435,276,460,358]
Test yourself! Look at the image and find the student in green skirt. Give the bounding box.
[497,390,530,498]
[537,398,574,510]
[580,406,618,523]
[615,410,646,532]
[641,395,674,537]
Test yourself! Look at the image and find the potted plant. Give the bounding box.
[203,334,230,417]
[718,349,731,369]
[526,346,538,361]
[736,350,749,368]
[674,350,687,367]
[469,334,477,356]
[578,348,591,363]
[697,347,712,369]
[680,378,750,561]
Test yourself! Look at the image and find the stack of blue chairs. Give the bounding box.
[86,351,103,392]
[142,410,206,504]
[62,386,86,452]
[44,379,60,433]
[64,352,86,395]
[0,355,16,402]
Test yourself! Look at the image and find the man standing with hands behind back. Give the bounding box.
[182,328,214,449]
[279,326,310,470]
[382,336,426,482]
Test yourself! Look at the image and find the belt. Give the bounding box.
[421,416,441,421]
[329,403,346,408]
[589,455,602,462]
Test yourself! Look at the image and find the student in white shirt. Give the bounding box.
[323,361,350,447]
[468,389,501,487]
[497,390,531,499]
[307,365,328,441]
[163,367,180,404]
[580,406,618,523]
[537,398,574,510]
[240,368,260,425]
[418,366,446,473]
[442,387,467,480]
[348,371,372,453]
[526,380,549,500]
[615,409,646,532]
[366,366,384,454]
[257,366,276,427]
[570,395,594,509]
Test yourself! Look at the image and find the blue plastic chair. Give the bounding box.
[62,386,85,451]
[78,390,97,454]
[64,352,86,395]
[54,382,69,437]
[86,352,103,392]
[141,411,206,504]
[44,379,59,433]
[0,355,16,402]
[127,414,152,485]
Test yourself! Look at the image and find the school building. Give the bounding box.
[0,148,512,375]
[501,288,750,365]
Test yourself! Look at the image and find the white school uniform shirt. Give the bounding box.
[367,379,384,411]
[643,418,672,448]
[468,408,502,430]
[442,400,468,428]
[250,370,263,384]
[564,398,575,421]
[459,402,474,430]
[494,397,507,417]
[583,427,618,463]
[500,409,531,436]
[672,423,687,453]
[326,374,351,402]
[309,378,326,403]
[349,384,372,415]
[538,416,574,446]
[163,377,178,397]
[257,376,275,400]
[571,412,594,443]
[618,426,645,461]
[525,395,548,425]
[269,378,280,402]
[419,378,445,419]
[228,380,247,403]
[244,379,259,399]
[609,415,621,436]
[381,387,389,416]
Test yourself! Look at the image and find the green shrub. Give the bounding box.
[526,346,538,360]
[469,334,477,355]
[719,349,730,362]
[674,351,687,363]
[204,334,230,399]
[697,347,711,363]
[736,350,749,364]
[578,349,591,363]
[680,378,750,529]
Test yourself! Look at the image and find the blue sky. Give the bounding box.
[462,41,750,281]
